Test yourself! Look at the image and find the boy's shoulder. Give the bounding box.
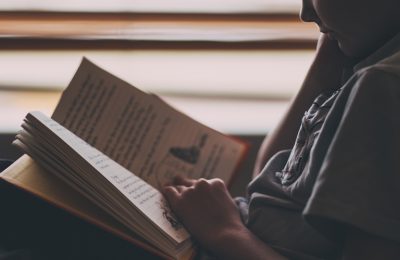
[351,45,400,97]
[354,33,400,81]
[365,49,400,78]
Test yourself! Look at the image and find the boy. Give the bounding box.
[163,0,400,258]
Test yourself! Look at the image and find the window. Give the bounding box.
[0,0,301,14]
[0,1,317,134]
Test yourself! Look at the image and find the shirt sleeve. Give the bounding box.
[303,67,400,243]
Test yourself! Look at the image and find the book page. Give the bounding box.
[28,111,189,244]
[53,58,246,189]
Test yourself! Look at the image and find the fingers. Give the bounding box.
[172,175,196,186]
[162,183,193,214]
[163,177,231,229]
[162,183,189,202]
[169,177,226,191]
[163,177,227,205]
[163,177,196,211]
[164,178,226,200]
[162,185,179,199]
[162,185,180,210]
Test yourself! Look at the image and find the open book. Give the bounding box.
[0,58,247,259]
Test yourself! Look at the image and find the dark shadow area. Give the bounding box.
[0,134,22,161]
[0,180,163,260]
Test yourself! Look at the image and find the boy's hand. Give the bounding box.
[163,176,245,250]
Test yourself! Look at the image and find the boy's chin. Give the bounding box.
[338,41,370,60]
[339,34,396,60]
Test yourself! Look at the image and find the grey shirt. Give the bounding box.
[239,32,400,259]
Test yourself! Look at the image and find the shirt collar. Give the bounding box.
[354,32,400,72]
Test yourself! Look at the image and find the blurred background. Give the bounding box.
[0,0,318,193]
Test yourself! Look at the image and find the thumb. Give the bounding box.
[162,186,180,210]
